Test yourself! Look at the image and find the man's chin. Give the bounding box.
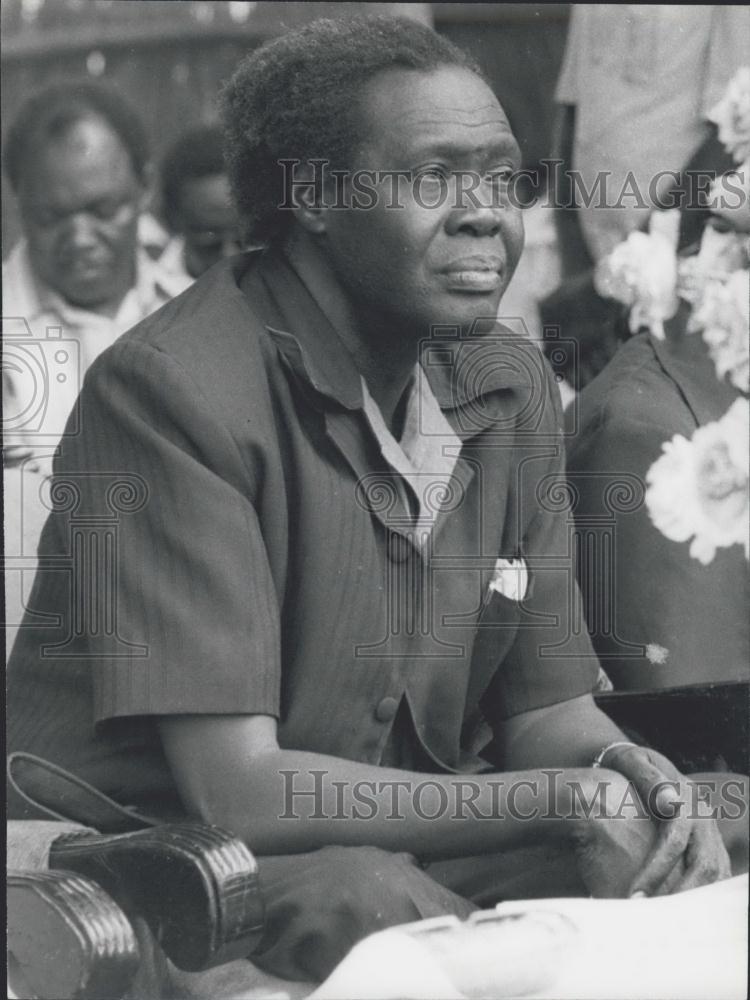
[57,278,119,311]
[427,290,505,335]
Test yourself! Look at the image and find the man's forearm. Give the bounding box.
[175,744,596,859]
[500,694,628,771]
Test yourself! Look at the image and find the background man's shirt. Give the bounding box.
[556,5,750,260]
[156,234,193,287]
[3,238,191,656]
[2,238,190,471]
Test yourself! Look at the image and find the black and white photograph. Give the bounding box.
[3,3,749,998]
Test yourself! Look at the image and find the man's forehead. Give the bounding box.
[56,118,131,168]
[398,116,518,155]
[360,66,516,155]
[22,117,136,194]
[371,110,519,167]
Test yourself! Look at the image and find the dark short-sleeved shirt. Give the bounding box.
[567,320,749,691]
[7,249,597,819]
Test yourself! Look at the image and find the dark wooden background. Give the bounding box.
[1,0,571,251]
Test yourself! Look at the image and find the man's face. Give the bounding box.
[320,65,524,335]
[176,173,241,278]
[17,116,144,310]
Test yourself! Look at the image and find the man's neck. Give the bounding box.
[84,263,138,320]
[283,231,418,431]
[83,293,127,320]
[353,342,418,435]
[48,260,137,321]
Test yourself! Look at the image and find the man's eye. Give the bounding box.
[92,201,125,221]
[415,166,448,182]
[486,169,514,186]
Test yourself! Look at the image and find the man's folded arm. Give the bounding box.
[158,711,611,860]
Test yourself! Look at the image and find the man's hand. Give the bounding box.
[566,770,663,898]
[602,744,731,897]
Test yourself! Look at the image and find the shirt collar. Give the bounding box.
[136,246,192,303]
[361,367,463,544]
[253,248,531,414]
[256,250,365,409]
[3,238,188,327]
[2,240,41,321]
[157,236,191,284]
[417,324,541,410]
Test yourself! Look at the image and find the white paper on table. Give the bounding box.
[495,875,748,1000]
[312,875,749,1000]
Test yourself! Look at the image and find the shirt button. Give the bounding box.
[375,696,399,723]
[386,533,412,563]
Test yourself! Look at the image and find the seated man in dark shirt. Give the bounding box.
[7,16,739,984]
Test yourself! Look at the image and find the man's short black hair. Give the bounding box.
[160,124,227,229]
[3,79,150,192]
[220,15,483,245]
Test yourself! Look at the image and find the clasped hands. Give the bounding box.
[570,744,731,899]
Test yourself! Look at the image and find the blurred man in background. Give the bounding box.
[2,80,189,653]
[555,5,750,269]
[158,123,241,282]
[541,6,750,402]
[2,79,190,470]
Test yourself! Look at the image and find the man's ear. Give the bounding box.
[287,160,328,236]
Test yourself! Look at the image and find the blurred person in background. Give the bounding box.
[554,5,750,269]
[565,142,749,770]
[567,297,749,693]
[2,80,190,655]
[158,123,242,282]
[541,5,750,400]
[2,79,190,472]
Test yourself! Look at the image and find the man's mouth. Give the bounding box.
[66,256,110,278]
[440,257,504,292]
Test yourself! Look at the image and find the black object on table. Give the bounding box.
[595,681,749,774]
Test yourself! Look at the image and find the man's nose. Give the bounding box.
[64,213,99,248]
[445,184,505,238]
[449,210,502,238]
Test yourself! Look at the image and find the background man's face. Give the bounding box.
[321,65,525,335]
[17,115,143,310]
[176,173,240,278]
